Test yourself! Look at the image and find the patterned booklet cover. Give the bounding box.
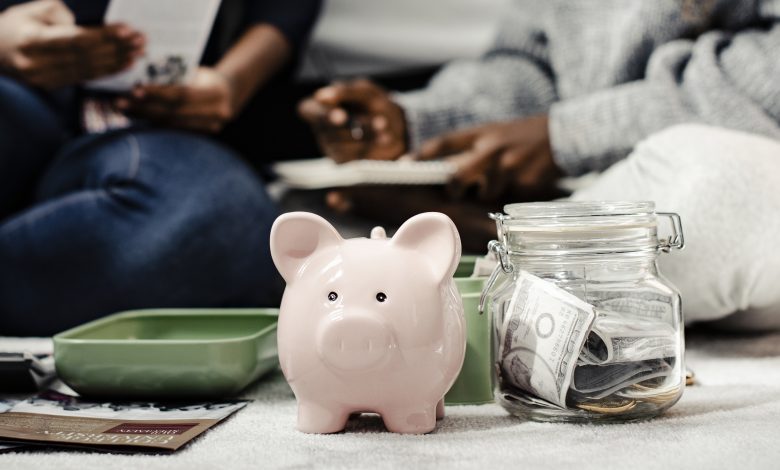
[0,390,246,453]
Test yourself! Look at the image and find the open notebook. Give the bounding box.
[272,158,457,189]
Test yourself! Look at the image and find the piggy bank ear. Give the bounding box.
[270,212,342,282]
[391,212,461,282]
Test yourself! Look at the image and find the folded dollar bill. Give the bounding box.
[499,271,596,408]
[588,289,676,324]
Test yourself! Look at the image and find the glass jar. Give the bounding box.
[481,201,685,423]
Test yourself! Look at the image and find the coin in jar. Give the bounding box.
[576,398,637,414]
[685,369,695,386]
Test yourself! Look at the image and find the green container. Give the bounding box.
[53,309,279,399]
[453,255,479,277]
[446,276,494,405]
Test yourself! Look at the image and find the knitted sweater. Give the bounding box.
[394,0,780,175]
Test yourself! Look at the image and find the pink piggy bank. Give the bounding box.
[270,212,466,434]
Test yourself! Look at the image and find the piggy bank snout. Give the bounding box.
[316,312,392,371]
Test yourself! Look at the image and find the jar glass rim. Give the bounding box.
[503,201,655,219]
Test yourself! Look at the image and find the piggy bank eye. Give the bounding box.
[376,292,387,303]
[327,292,338,302]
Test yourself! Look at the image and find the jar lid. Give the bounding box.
[491,201,683,257]
[500,201,658,232]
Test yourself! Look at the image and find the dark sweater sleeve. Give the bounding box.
[246,0,322,50]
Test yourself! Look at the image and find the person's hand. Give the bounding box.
[414,115,562,202]
[298,79,407,162]
[116,67,235,133]
[0,0,144,89]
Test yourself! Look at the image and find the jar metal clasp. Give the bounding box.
[656,212,685,252]
[478,240,513,314]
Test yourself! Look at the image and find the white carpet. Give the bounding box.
[2,330,780,470]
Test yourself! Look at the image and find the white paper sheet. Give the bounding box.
[88,0,221,92]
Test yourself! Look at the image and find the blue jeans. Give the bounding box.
[0,77,282,336]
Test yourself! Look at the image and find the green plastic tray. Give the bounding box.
[53,309,279,399]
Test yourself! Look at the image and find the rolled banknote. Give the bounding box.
[579,315,678,365]
[499,270,596,408]
[571,359,673,400]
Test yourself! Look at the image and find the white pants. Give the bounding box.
[572,125,780,330]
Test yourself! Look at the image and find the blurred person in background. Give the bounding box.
[301,0,780,329]
[256,0,508,161]
[0,0,320,335]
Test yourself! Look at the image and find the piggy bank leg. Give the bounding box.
[436,399,445,420]
[381,404,438,434]
[296,400,349,434]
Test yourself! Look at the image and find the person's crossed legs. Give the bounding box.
[0,128,281,336]
[572,124,780,330]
